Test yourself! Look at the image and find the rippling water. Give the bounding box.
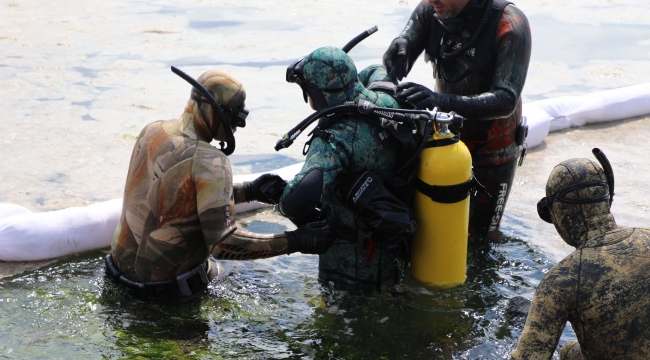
[1,0,650,358]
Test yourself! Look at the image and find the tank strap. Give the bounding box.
[415,174,493,204]
[414,177,472,203]
[423,132,461,148]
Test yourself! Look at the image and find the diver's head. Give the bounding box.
[431,0,472,20]
[286,46,359,111]
[537,157,614,247]
[191,70,248,141]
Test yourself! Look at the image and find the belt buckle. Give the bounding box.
[176,263,209,297]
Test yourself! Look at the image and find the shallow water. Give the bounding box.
[1,209,560,359]
[1,0,650,358]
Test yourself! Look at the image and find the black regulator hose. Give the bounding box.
[274,100,440,151]
[341,26,378,53]
[171,66,236,156]
[592,148,615,206]
[275,102,359,151]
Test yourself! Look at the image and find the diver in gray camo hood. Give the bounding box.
[513,149,650,359]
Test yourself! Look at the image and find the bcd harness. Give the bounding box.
[427,0,513,83]
[275,100,492,218]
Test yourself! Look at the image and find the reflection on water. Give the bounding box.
[0,210,575,359]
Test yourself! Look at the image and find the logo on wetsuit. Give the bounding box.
[489,183,508,231]
[448,39,476,57]
[352,176,373,204]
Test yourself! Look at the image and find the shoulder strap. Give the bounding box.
[466,0,512,77]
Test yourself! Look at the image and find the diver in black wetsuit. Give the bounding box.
[383,0,532,235]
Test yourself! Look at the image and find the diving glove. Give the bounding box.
[244,174,286,204]
[397,82,445,110]
[382,37,410,81]
[286,220,333,255]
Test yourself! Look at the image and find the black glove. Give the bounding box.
[286,220,333,255]
[382,37,410,81]
[243,174,286,204]
[396,82,439,110]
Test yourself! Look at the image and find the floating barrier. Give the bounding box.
[524,83,650,148]
[2,84,650,261]
[0,163,304,261]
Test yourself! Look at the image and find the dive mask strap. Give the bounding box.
[537,180,610,223]
[172,66,236,155]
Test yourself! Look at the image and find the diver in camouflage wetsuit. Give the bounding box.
[109,70,331,300]
[277,47,410,288]
[383,0,532,234]
[511,155,650,359]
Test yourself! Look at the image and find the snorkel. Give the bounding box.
[171,66,247,156]
[592,148,615,206]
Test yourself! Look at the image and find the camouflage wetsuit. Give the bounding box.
[111,71,291,284]
[394,0,532,233]
[279,47,404,287]
[512,158,650,359]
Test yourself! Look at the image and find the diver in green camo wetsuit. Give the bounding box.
[278,46,410,288]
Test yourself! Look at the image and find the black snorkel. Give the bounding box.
[341,26,378,53]
[274,101,463,151]
[171,66,237,156]
[592,148,615,206]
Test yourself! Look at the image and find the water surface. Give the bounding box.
[1,0,650,358]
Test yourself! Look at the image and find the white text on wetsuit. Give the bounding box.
[353,177,373,204]
[489,183,508,231]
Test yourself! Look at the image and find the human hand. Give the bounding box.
[382,37,410,81]
[286,220,333,255]
[244,174,286,204]
[396,82,437,110]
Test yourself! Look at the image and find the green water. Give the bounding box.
[0,213,574,359]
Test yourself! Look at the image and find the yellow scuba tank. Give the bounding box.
[411,118,472,288]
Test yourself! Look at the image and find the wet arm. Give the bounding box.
[511,264,577,359]
[232,183,248,204]
[193,146,238,248]
[211,230,289,260]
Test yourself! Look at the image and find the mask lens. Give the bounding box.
[232,104,248,128]
[536,197,553,223]
[286,57,305,84]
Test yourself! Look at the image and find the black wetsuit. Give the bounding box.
[398,0,532,233]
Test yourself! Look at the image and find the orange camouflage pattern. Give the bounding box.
[111,108,290,283]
